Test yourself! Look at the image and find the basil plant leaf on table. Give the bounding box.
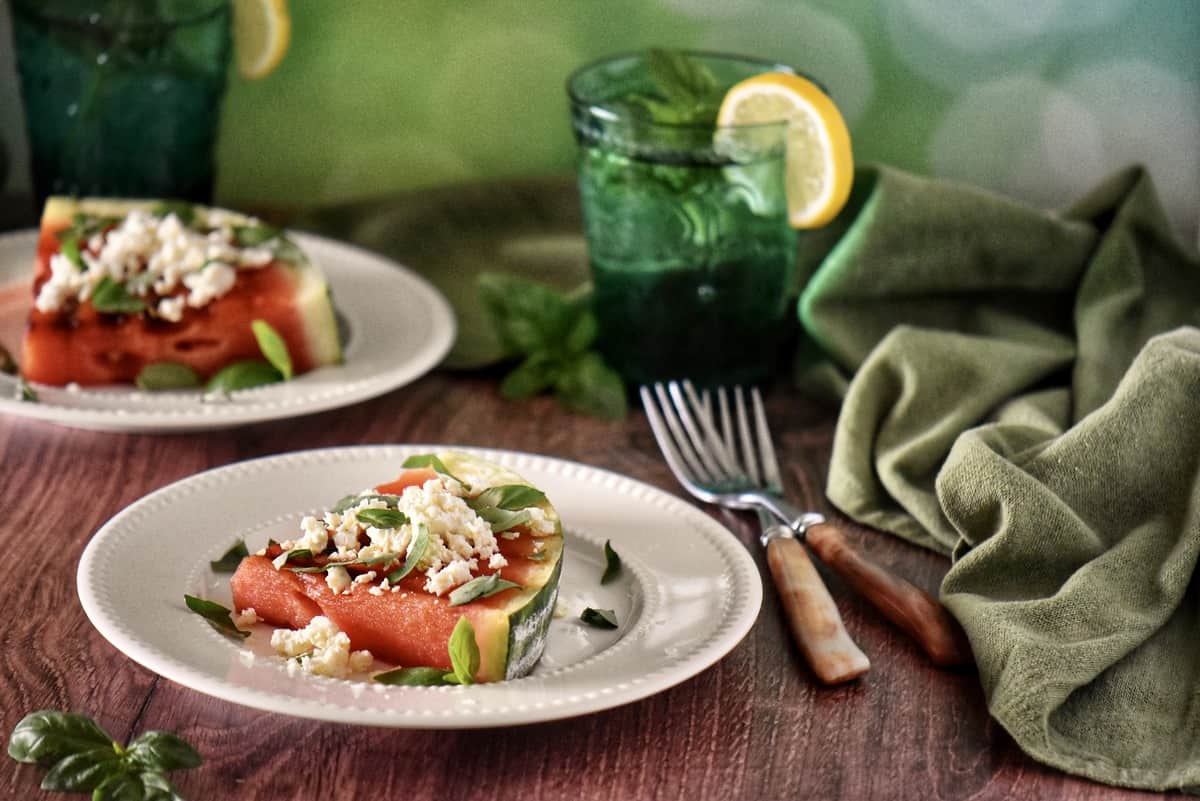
[478,272,627,419]
[8,710,200,800]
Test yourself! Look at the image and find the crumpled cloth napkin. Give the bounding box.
[799,164,1200,793]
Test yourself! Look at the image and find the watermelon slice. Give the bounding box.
[21,197,341,386]
[230,452,563,683]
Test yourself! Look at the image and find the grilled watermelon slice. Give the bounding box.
[21,197,341,386]
[230,451,563,683]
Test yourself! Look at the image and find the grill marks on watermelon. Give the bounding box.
[22,223,320,386]
[231,527,547,678]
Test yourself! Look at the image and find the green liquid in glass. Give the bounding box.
[578,144,797,387]
[12,0,232,203]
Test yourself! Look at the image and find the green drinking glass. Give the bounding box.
[568,51,799,388]
[11,0,233,204]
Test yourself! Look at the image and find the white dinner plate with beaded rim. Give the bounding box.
[77,445,762,728]
[0,229,455,432]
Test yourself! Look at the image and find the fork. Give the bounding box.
[642,381,973,670]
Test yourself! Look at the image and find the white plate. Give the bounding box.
[77,446,762,728]
[0,229,455,432]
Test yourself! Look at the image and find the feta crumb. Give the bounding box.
[294,515,329,553]
[183,261,236,307]
[368,586,384,596]
[233,607,260,629]
[426,559,474,595]
[500,531,520,540]
[325,566,351,595]
[270,616,373,679]
[353,571,377,585]
[272,552,289,571]
[488,552,508,569]
[65,382,81,394]
[525,506,557,535]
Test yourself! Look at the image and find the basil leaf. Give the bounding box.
[554,352,627,420]
[233,224,282,247]
[250,319,293,380]
[643,48,721,125]
[527,550,547,562]
[8,710,114,764]
[209,540,249,573]
[17,378,38,403]
[580,607,619,629]
[401,454,464,486]
[447,616,479,685]
[477,272,576,355]
[472,505,530,533]
[41,747,124,791]
[93,770,154,801]
[287,552,398,574]
[387,526,429,583]
[372,666,454,686]
[138,771,185,801]
[448,573,522,607]
[60,236,85,270]
[183,595,250,639]
[601,540,622,584]
[204,360,283,393]
[469,485,546,511]
[563,308,598,355]
[151,201,196,226]
[499,353,559,400]
[331,493,399,513]
[281,548,313,563]
[136,363,201,392]
[0,343,16,375]
[125,731,202,772]
[354,508,408,530]
[91,277,146,315]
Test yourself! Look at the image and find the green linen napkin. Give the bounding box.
[800,164,1200,793]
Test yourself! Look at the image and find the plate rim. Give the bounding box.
[0,228,456,431]
[76,444,764,728]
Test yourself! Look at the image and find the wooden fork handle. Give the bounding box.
[804,522,974,668]
[766,537,870,684]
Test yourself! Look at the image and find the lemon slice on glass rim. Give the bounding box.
[233,0,291,79]
[717,73,854,229]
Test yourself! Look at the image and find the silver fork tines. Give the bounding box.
[641,381,806,521]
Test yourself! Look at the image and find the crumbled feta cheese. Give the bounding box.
[426,559,475,596]
[233,607,260,629]
[183,261,236,307]
[294,515,329,553]
[368,586,384,596]
[325,566,351,595]
[65,382,81,394]
[32,205,286,318]
[272,552,289,570]
[488,552,508,569]
[353,571,377,585]
[525,506,557,535]
[270,616,373,678]
[500,530,520,540]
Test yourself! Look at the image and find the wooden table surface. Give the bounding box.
[0,181,1163,800]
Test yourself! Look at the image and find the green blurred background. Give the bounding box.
[1,0,1197,241]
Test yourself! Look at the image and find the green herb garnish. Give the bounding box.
[331,493,400,513]
[626,48,723,126]
[401,454,464,486]
[580,607,619,629]
[286,552,398,574]
[386,526,429,583]
[0,344,15,375]
[204,360,283,394]
[60,237,85,271]
[232,224,282,247]
[469,484,546,511]
[527,550,548,562]
[209,540,249,573]
[371,666,453,686]
[601,540,622,584]
[135,363,201,391]
[17,378,38,403]
[8,710,200,800]
[445,616,480,685]
[250,319,293,380]
[478,273,626,420]
[183,595,249,639]
[472,505,531,534]
[150,201,196,225]
[448,573,522,607]
[354,508,408,530]
[90,277,145,315]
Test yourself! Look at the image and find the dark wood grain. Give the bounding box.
[0,375,1168,801]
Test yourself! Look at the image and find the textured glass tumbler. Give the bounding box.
[568,51,799,387]
[12,0,232,204]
